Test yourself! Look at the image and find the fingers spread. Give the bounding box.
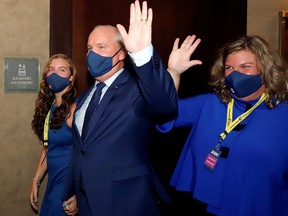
[141,1,148,21]
[130,2,135,23]
[173,38,180,50]
[134,0,141,22]
[147,8,153,25]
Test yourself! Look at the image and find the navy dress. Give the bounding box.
[40,106,73,216]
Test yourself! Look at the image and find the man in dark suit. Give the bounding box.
[63,1,178,215]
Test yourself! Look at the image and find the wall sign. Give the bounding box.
[4,57,39,93]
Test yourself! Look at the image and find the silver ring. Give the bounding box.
[33,199,38,203]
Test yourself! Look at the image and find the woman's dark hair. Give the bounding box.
[31,54,77,141]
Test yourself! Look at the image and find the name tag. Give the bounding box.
[204,148,222,171]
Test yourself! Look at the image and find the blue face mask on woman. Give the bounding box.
[45,73,70,93]
[225,70,263,98]
[86,48,122,78]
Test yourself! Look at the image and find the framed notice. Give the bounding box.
[4,57,39,93]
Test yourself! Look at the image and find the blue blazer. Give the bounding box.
[63,52,178,216]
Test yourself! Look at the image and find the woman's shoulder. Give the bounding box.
[66,103,77,128]
[180,92,219,103]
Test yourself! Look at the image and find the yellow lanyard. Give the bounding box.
[219,92,267,141]
[204,93,267,171]
[43,109,52,147]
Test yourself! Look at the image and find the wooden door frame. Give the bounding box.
[50,0,73,58]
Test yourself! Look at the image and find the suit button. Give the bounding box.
[81,150,85,155]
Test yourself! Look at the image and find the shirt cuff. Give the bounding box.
[128,44,153,67]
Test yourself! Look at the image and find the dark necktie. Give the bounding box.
[81,82,106,142]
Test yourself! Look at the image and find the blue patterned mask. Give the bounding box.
[45,73,70,93]
[225,70,262,98]
[87,48,122,78]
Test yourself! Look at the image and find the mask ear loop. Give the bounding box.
[112,47,123,57]
[111,47,124,68]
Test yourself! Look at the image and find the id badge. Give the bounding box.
[204,147,222,171]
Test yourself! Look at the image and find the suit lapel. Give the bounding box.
[82,69,130,150]
[73,86,94,144]
[75,86,94,113]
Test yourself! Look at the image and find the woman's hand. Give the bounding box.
[168,35,202,76]
[30,176,40,211]
[63,194,78,215]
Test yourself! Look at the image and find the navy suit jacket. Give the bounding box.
[63,51,178,216]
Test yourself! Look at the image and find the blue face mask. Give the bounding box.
[45,73,70,93]
[87,48,122,78]
[225,70,263,98]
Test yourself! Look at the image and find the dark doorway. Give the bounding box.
[50,0,247,215]
[50,0,247,96]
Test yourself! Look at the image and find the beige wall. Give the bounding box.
[247,0,288,49]
[0,0,49,215]
[0,0,287,215]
